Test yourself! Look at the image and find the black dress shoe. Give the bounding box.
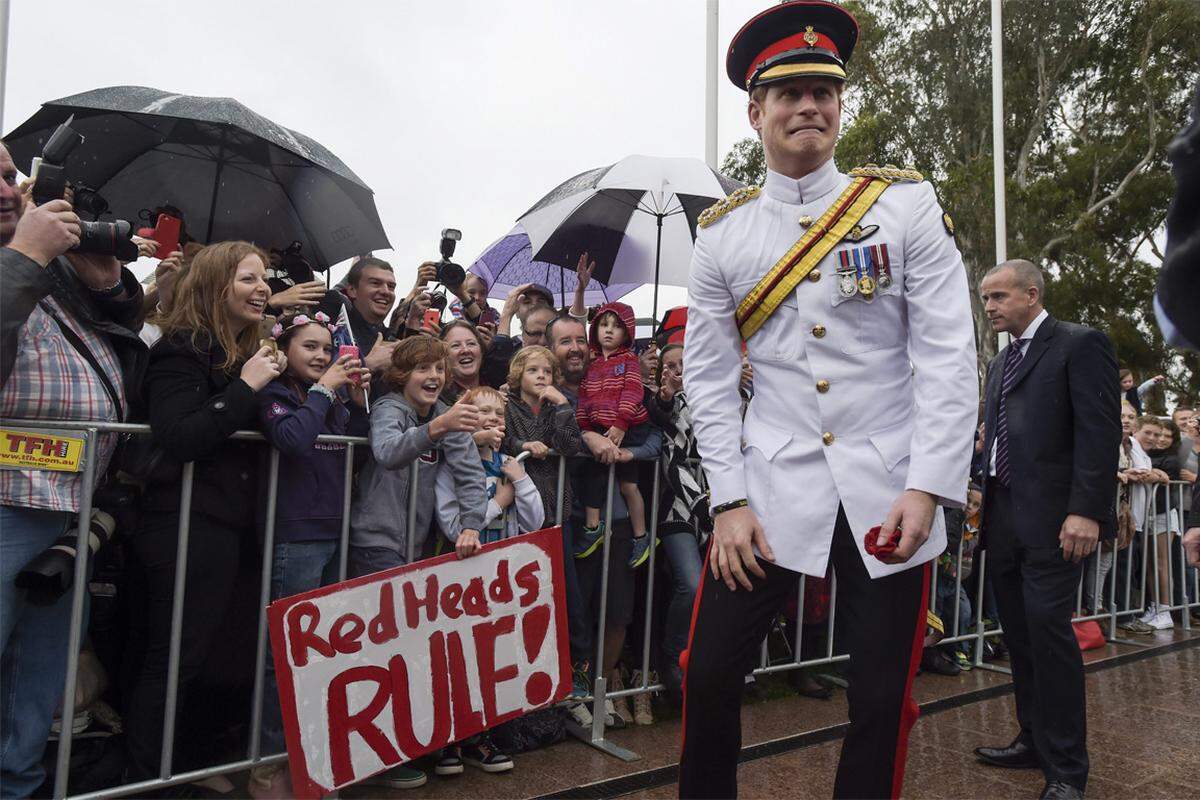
[920,647,961,676]
[1039,781,1083,799]
[974,736,1040,769]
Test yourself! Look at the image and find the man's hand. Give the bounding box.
[267,280,326,311]
[1181,468,1197,484]
[1183,527,1200,567]
[430,403,481,439]
[474,427,504,450]
[456,529,482,559]
[876,490,937,564]
[710,506,775,591]
[582,430,620,464]
[522,440,551,459]
[8,199,80,266]
[617,448,634,463]
[67,251,124,293]
[363,334,398,373]
[1059,514,1099,562]
[575,251,595,291]
[499,282,536,335]
[605,426,626,446]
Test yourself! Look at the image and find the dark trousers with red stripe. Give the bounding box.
[678,507,929,800]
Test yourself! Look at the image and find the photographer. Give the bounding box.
[0,141,146,798]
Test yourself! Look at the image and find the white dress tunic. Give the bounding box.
[683,157,979,579]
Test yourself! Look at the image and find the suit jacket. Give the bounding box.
[980,315,1121,546]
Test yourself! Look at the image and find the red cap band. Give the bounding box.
[746,29,840,86]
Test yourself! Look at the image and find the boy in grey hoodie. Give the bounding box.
[349,336,487,576]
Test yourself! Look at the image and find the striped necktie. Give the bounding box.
[994,338,1027,487]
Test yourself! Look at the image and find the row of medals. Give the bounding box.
[798,214,891,301]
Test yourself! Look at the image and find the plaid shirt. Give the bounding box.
[0,297,125,512]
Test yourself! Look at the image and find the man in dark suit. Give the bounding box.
[974,260,1120,800]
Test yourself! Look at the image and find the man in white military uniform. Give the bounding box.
[678,3,977,799]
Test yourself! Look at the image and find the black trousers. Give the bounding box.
[678,507,929,800]
[984,482,1088,790]
[122,512,247,779]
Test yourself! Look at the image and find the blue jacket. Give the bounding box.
[257,378,368,542]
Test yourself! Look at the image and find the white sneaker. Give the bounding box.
[1148,608,1175,630]
[1139,603,1160,624]
[604,698,627,729]
[568,702,593,728]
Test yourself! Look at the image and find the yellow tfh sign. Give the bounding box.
[0,428,86,473]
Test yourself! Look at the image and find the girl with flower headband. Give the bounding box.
[250,309,369,798]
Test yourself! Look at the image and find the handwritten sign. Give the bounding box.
[268,527,570,797]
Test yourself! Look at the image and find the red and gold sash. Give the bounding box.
[736,175,892,340]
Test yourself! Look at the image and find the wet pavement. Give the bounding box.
[346,630,1198,799]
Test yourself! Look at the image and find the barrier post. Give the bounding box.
[337,444,354,581]
[160,461,196,778]
[51,429,99,800]
[248,449,280,760]
[637,469,662,689]
[582,462,638,761]
[406,461,420,565]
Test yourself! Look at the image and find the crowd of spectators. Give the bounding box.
[2,138,1198,798]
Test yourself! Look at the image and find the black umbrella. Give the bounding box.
[4,86,390,269]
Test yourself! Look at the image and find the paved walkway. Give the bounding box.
[344,631,1198,799]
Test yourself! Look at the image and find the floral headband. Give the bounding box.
[270,310,336,340]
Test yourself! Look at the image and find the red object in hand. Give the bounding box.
[338,345,361,385]
[864,525,902,560]
[150,214,182,259]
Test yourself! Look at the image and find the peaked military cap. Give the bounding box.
[726,0,860,91]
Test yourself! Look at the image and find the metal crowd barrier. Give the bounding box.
[4,416,1197,797]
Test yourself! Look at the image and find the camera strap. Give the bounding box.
[38,300,125,420]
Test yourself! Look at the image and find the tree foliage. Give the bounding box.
[720,0,1200,407]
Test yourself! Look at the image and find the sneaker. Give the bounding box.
[248,763,292,799]
[1147,608,1175,630]
[603,698,627,729]
[574,522,605,559]
[362,764,427,789]
[629,534,654,568]
[920,647,960,676]
[461,734,513,773]
[954,651,973,671]
[631,670,655,725]
[608,668,632,725]
[570,660,590,699]
[1118,617,1155,635]
[434,745,464,776]
[568,701,594,728]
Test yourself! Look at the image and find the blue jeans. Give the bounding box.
[661,533,703,669]
[935,571,973,653]
[261,540,341,755]
[1,506,74,798]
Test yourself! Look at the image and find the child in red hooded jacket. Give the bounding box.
[575,301,653,567]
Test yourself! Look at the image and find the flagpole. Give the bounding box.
[990,0,1010,349]
[704,0,719,170]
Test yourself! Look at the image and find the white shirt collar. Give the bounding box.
[1016,308,1049,343]
[762,157,841,205]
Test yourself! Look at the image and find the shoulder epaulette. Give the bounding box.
[849,163,924,183]
[697,186,761,228]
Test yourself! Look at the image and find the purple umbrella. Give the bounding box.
[468,224,639,309]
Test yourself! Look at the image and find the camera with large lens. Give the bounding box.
[16,509,117,606]
[435,228,465,288]
[29,115,140,262]
[15,483,137,606]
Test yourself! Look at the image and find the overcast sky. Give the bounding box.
[3,0,783,321]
